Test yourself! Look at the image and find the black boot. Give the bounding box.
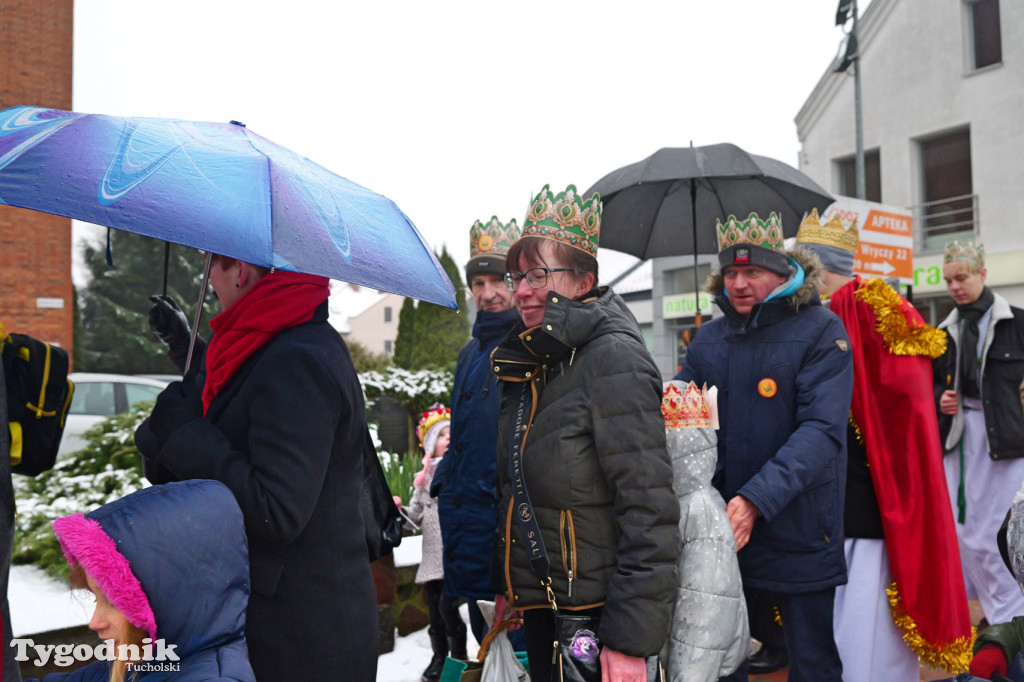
[422,627,448,682]
[447,621,468,661]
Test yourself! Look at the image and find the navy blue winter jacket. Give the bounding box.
[676,253,853,593]
[430,308,518,599]
[28,480,254,681]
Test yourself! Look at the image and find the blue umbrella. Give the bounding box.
[0,105,456,309]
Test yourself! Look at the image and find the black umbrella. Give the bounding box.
[585,143,834,323]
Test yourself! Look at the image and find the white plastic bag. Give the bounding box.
[481,627,529,682]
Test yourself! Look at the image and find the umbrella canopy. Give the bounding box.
[585,144,834,259]
[0,105,456,309]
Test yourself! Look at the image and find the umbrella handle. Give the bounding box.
[184,252,212,375]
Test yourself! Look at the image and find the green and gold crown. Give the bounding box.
[522,184,601,256]
[470,217,521,260]
[716,212,784,252]
[795,208,859,254]
[944,239,984,268]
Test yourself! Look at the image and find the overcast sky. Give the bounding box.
[71,0,864,284]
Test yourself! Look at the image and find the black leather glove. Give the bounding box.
[147,379,204,449]
[149,295,191,355]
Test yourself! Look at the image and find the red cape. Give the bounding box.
[831,277,972,672]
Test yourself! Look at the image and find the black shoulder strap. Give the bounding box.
[507,380,551,583]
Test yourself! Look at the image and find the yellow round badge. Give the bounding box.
[477,235,495,252]
[757,378,777,398]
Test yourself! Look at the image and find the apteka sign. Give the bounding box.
[823,197,915,285]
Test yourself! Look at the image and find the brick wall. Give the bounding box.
[0,0,74,355]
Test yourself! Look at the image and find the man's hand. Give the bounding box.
[600,647,646,682]
[493,594,520,630]
[726,495,759,550]
[940,389,959,416]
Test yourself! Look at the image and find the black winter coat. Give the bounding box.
[137,302,377,682]
[492,288,680,659]
[933,292,1024,460]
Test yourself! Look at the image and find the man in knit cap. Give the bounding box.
[676,212,853,682]
[796,210,972,679]
[430,217,522,645]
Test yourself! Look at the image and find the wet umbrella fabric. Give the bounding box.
[0,105,456,309]
[585,144,834,260]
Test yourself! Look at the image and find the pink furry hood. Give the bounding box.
[53,513,158,639]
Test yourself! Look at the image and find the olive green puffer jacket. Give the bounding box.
[491,287,681,658]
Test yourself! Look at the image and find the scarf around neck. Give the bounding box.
[203,271,330,413]
[955,285,994,399]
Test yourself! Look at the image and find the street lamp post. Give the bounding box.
[834,0,865,200]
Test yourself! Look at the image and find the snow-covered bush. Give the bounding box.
[13,407,150,580]
[360,367,453,418]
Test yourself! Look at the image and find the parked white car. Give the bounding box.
[58,373,172,458]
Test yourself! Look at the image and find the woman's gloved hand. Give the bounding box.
[149,294,191,355]
[970,644,1008,680]
[148,380,204,448]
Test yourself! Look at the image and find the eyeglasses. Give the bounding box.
[504,267,573,291]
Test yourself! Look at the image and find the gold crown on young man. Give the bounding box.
[944,240,985,268]
[522,184,601,256]
[795,208,859,254]
[470,217,521,259]
[716,212,784,252]
[661,381,712,430]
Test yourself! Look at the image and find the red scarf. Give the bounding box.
[203,271,330,414]
[831,277,973,672]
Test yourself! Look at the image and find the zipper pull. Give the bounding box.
[552,640,559,664]
[568,570,574,598]
[569,347,577,366]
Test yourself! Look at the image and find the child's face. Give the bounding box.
[86,573,132,646]
[433,427,450,459]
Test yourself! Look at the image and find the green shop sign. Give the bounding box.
[663,292,714,319]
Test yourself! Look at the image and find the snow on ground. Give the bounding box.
[377,601,481,682]
[9,564,91,637]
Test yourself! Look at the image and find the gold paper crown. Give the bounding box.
[662,381,712,430]
[944,240,984,268]
[522,184,601,256]
[417,405,451,449]
[795,208,859,254]
[470,217,521,260]
[716,212,784,252]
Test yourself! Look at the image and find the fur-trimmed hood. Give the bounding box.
[52,480,254,678]
[705,246,825,311]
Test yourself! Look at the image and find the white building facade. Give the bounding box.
[795,0,1024,323]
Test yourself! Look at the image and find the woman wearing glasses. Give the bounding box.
[490,185,680,682]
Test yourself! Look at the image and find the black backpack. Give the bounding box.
[1,323,74,476]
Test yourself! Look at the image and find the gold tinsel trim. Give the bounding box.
[772,605,782,626]
[887,582,974,673]
[849,413,864,445]
[855,278,947,358]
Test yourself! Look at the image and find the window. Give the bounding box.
[384,340,393,356]
[69,382,116,416]
[919,129,974,248]
[384,306,392,323]
[836,150,882,202]
[125,383,165,410]
[968,0,1001,70]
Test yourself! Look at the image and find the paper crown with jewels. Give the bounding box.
[944,239,985,268]
[470,217,521,260]
[795,208,859,254]
[716,212,784,252]
[661,381,712,430]
[417,404,451,454]
[521,184,601,256]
